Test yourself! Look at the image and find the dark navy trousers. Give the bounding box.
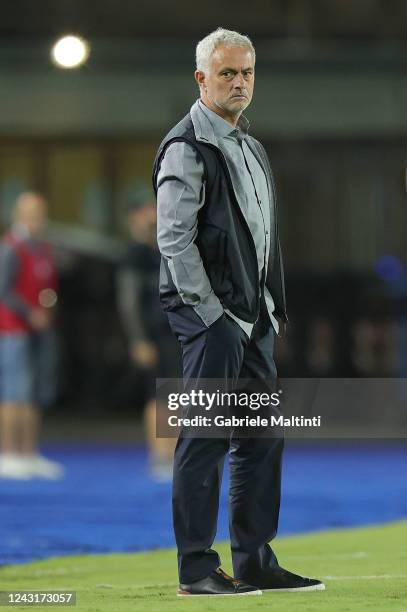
[166,304,284,584]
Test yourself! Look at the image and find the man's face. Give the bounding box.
[15,193,47,237]
[195,44,255,123]
[128,203,156,238]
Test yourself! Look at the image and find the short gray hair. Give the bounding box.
[196,27,255,73]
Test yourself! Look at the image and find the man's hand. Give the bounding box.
[28,308,52,331]
[131,340,159,369]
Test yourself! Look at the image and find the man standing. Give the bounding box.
[116,186,180,480]
[0,192,62,479]
[154,28,324,596]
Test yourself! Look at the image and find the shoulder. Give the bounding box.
[154,113,195,163]
[1,233,19,253]
[0,236,19,267]
[157,141,205,185]
[161,141,202,166]
[162,113,195,141]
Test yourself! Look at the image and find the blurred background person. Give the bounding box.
[116,185,180,480]
[0,192,63,479]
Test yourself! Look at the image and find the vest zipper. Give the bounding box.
[240,138,288,326]
[203,142,261,324]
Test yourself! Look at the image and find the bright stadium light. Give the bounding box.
[51,35,90,69]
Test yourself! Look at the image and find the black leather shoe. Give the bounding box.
[178,567,262,597]
[249,566,325,592]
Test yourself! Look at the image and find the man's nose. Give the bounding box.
[233,73,245,88]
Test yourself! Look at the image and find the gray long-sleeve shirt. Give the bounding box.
[156,99,279,337]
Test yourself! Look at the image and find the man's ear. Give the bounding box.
[194,70,206,91]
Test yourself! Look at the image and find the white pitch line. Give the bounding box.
[285,551,368,560]
[1,567,81,578]
[323,574,407,580]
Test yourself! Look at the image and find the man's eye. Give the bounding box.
[222,72,232,77]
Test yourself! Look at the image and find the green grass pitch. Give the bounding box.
[1,521,406,611]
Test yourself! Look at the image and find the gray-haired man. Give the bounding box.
[153,27,324,597]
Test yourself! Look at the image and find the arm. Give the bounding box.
[0,243,31,320]
[116,266,148,343]
[156,141,224,327]
[0,242,53,330]
[116,266,159,368]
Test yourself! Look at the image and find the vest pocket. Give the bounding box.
[196,224,228,290]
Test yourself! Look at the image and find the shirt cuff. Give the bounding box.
[193,291,224,327]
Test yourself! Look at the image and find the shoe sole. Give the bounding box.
[262,583,326,592]
[177,590,262,597]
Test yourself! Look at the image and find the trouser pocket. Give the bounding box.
[166,305,210,344]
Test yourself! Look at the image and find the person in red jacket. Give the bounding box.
[0,192,63,479]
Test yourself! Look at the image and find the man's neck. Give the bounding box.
[200,98,240,128]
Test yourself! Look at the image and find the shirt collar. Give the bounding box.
[198,99,250,140]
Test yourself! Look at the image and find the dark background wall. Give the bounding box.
[1,0,406,415]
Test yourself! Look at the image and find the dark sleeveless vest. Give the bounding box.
[152,113,287,325]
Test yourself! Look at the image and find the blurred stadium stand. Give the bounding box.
[0,0,406,428]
